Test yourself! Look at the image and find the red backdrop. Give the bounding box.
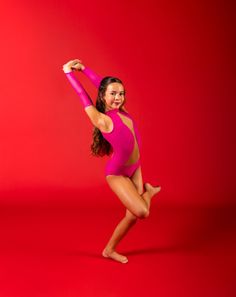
[0,0,235,205]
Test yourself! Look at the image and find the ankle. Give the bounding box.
[104,246,115,253]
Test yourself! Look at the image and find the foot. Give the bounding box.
[102,248,128,264]
[144,183,161,197]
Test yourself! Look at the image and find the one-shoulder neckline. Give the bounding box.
[105,109,118,114]
[105,109,128,115]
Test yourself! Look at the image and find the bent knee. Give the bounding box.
[126,212,138,223]
[136,207,149,219]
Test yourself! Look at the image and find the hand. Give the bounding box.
[62,59,85,73]
[71,59,85,71]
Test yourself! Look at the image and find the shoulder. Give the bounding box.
[98,112,114,133]
[120,106,129,113]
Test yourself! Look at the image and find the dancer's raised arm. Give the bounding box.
[67,59,102,88]
[64,71,93,108]
[63,59,107,130]
[82,65,102,89]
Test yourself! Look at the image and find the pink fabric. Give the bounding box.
[82,66,102,88]
[65,66,141,177]
[65,66,102,108]
[65,72,93,108]
[102,109,141,177]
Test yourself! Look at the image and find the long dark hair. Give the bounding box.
[91,76,125,157]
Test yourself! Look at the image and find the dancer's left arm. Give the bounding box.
[68,59,102,89]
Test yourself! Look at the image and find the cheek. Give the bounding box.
[105,96,114,105]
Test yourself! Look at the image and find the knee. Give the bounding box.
[136,207,149,219]
[125,212,138,223]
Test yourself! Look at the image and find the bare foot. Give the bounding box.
[144,183,161,196]
[102,248,128,264]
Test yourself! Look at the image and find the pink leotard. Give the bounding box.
[101,109,141,177]
[65,67,141,177]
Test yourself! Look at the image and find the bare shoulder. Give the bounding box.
[99,113,113,133]
[84,106,113,132]
[121,105,129,113]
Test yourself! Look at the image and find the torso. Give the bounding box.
[100,108,141,166]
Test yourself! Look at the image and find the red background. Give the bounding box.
[0,1,235,297]
[0,0,235,205]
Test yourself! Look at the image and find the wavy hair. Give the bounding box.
[91,76,125,157]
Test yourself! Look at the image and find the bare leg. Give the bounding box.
[102,211,137,264]
[142,183,161,210]
[102,168,161,263]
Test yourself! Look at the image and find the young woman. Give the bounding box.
[63,59,161,264]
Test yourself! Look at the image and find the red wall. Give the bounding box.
[0,0,235,204]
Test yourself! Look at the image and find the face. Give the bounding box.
[103,83,125,111]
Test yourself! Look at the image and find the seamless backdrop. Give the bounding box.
[0,0,235,205]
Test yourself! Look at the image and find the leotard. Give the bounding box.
[101,109,141,177]
[65,67,141,177]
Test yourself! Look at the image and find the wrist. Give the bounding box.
[63,66,72,74]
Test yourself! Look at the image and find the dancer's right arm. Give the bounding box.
[63,60,107,130]
[67,59,102,89]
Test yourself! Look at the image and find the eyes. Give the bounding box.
[110,91,125,96]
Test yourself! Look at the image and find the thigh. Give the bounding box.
[126,166,143,219]
[106,175,147,217]
[130,166,143,195]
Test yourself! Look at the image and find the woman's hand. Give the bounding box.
[62,59,85,73]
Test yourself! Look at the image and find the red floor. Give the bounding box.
[0,190,235,297]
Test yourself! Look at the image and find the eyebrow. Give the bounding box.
[110,91,125,93]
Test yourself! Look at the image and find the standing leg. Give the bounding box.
[102,209,137,263]
[102,168,160,263]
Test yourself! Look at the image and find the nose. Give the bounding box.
[115,94,121,100]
